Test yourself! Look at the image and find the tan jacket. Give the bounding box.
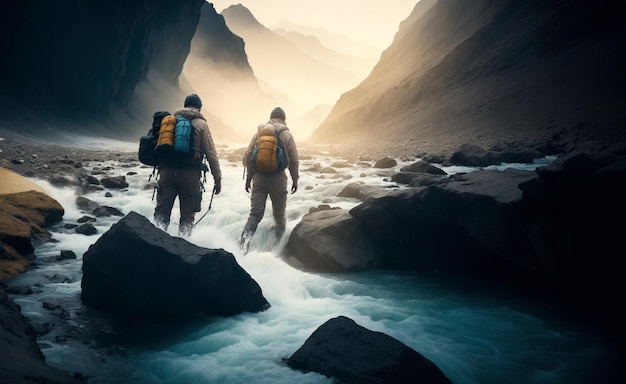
[174,107,222,182]
[243,118,299,183]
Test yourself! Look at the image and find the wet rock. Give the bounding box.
[100,176,128,189]
[57,250,77,260]
[5,285,34,295]
[86,175,100,185]
[77,215,96,223]
[320,167,338,174]
[373,157,397,168]
[81,211,270,319]
[390,172,446,187]
[0,291,84,383]
[75,223,97,236]
[399,160,447,175]
[92,205,124,217]
[75,196,100,211]
[286,316,452,384]
[449,143,501,167]
[284,209,379,272]
[336,182,385,202]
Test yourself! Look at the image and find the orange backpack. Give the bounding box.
[250,124,288,173]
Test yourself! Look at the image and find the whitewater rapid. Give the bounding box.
[7,144,619,384]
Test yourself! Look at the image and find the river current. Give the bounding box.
[6,141,620,384]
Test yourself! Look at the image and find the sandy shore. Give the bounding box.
[0,167,45,195]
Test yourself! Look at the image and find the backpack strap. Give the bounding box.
[273,124,288,139]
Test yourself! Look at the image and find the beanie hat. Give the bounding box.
[270,107,285,120]
[184,93,202,109]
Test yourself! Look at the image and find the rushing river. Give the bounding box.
[6,141,620,384]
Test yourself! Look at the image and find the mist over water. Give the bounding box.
[6,145,620,384]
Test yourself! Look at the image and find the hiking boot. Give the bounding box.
[154,218,169,232]
[240,230,253,254]
[179,223,194,238]
[274,226,285,241]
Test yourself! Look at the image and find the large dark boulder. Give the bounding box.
[81,211,269,319]
[286,169,537,274]
[352,169,537,272]
[285,144,626,360]
[517,144,626,349]
[286,316,452,384]
[284,209,379,272]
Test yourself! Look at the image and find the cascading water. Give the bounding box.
[6,143,619,384]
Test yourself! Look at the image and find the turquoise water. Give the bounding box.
[7,144,619,383]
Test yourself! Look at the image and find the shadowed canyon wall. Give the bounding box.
[2,1,203,115]
[0,0,234,141]
[309,0,626,157]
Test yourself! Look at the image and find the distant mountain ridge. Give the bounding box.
[309,0,626,157]
[221,4,363,114]
[272,29,377,80]
[271,20,381,59]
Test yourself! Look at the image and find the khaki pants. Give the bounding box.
[244,171,288,239]
[154,166,202,236]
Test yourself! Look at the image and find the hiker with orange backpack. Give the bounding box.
[240,107,299,251]
[153,94,222,237]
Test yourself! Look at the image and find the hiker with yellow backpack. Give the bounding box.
[241,107,299,251]
[153,94,222,237]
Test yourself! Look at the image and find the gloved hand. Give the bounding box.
[214,179,221,195]
[291,180,298,194]
[245,179,251,193]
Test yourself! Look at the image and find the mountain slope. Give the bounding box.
[309,0,626,157]
[271,20,381,59]
[182,2,283,139]
[272,28,377,80]
[221,4,362,113]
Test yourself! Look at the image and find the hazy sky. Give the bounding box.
[208,0,419,49]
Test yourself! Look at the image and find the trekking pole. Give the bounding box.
[194,186,216,226]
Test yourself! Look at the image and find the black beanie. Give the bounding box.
[184,94,202,109]
[270,107,285,120]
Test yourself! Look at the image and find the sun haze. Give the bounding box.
[208,0,419,50]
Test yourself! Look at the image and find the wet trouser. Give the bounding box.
[154,166,202,236]
[243,171,288,240]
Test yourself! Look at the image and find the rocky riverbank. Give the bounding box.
[2,132,625,382]
[0,135,138,383]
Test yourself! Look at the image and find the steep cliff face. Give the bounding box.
[182,3,283,139]
[190,2,252,73]
[309,0,626,157]
[0,0,204,134]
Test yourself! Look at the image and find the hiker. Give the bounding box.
[241,107,299,249]
[154,93,222,236]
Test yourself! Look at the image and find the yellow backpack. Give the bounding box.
[250,124,287,173]
[155,114,176,154]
